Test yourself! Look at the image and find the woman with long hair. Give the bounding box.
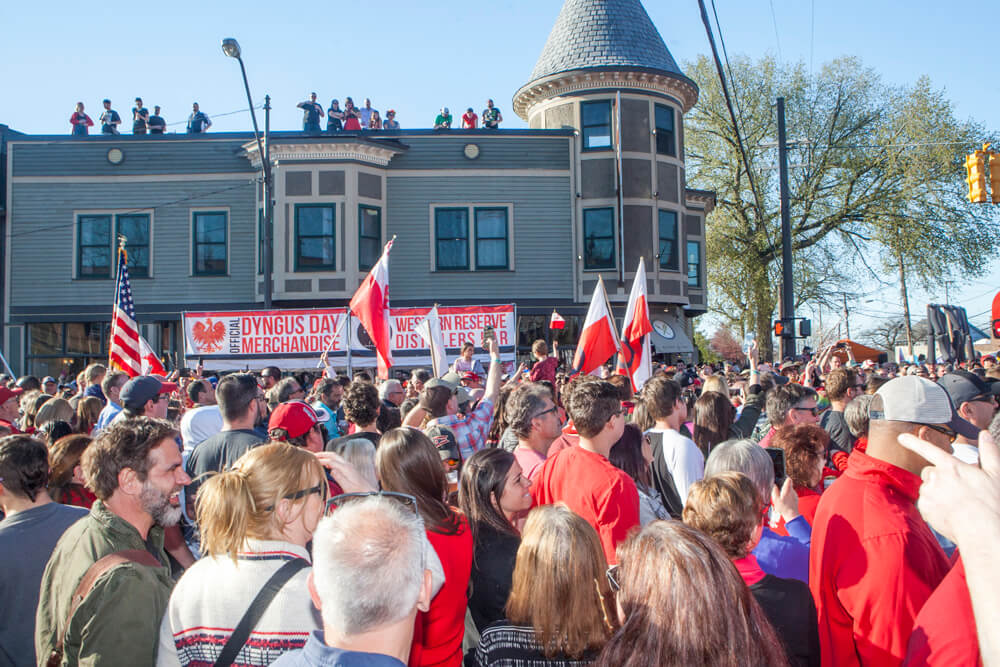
[596,520,788,667]
[35,397,75,431]
[458,448,532,633]
[75,396,103,435]
[475,504,615,665]
[157,443,324,666]
[21,391,50,432]
[486,384,514,448]
[692,391,735,456]
[377,427,472,667]
[609,424,669,525]
[47,434,95,508]
[683,473,819,667]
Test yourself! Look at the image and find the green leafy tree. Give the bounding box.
[685,55,998,360]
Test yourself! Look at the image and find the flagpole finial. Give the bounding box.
[117,234,127,249]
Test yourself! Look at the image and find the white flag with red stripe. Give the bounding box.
[350,237,395,379]
[550,311,566,330]
[572,276,619,376]
[109,247,142,377]
[139,335,166,376]
[617,257,653,391]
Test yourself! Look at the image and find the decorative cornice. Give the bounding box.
[242,141,404,168]
[684,188,716,214]
[513,67,699,120]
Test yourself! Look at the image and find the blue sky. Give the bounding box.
[3,0,997,337]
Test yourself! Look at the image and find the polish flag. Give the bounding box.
[139,335,166,376]
[572,276,620,376]
[350,237,395,379]
[616,257,653,391]
[550,311,566,330]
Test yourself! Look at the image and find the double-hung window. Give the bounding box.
[295,204,336,271]
[581,100,612,150]
[658,210,679,271]
[655,104,676,156]
[77,212,151,278]
[193,211,227,275]
[359,205,381,271]
[687,241,701,287]
[583,208,615,270]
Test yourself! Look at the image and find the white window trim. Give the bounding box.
[428,203,515,272]
[72,208,155,280]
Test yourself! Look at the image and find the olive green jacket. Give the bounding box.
[35,500,173,666]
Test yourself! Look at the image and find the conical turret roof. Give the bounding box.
[528,0,683,82]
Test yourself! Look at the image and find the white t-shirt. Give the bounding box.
[646,427,704,502]
[180,405,224,456]
[952,442,979,465]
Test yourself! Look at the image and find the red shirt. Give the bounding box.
[532,445,639,565]
[904,557,980,666]
[546,422,579,456]
[772,484,822,537]
[809,450,950,667]
[410,516,473,667]
[529,356,558,384]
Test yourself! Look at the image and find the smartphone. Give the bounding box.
[482,325,496,344]
[766,447,786,488]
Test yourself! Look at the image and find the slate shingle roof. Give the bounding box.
[528,0,682,83]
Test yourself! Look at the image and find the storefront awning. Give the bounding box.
[649,315,693,355]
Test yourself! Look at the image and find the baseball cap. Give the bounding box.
[870,376,979,440]
[461,372,482,384]
[938,370,1000,408]
[426,424,460,466]
[268,400,319,439]
[425,377,458,394]
[0,386,24,405]
[120,376,178,411]
[42,376,57,384]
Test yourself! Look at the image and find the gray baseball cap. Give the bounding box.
[869,375,979,440]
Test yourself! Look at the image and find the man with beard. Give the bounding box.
[35,418,190,665]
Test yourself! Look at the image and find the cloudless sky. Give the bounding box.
[3,0,998,339]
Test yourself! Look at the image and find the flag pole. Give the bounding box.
[345,306,353,377]
[109,235,127,369]
[598,275,622,350]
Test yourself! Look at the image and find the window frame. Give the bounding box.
[655,104,676,157]
[434,207,470,271]
[294,203,337,272]
[191,210,229,276]
[114,213,151,278]
[581,100,613,152]
[582,207,616,271]
[358,204,382,271]
[473,207,509,270]
[657,209,679,272]
[76,214,113,280]
[687,240,702,287]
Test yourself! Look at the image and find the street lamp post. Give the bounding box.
[222,38,273,309]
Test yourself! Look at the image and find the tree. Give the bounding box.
[693,330,721,364]
[862,317,929,353]
[709,327,744,362]
[684,55,999,361]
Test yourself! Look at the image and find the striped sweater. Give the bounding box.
[157,539,321,667]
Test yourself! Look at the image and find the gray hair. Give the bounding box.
[845,394,874,438]
[765,384,817,427]
[704,438,773,501]
[333,438,377,489]
[378,379,403,401]
[311,496,426,636]
[505,383,552,440]
[275,377,301,404]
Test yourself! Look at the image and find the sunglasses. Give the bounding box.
[264,482,326,511]
[533,406,559,419]
[925,423,958,444]
[791,406,819,416]
[606,564,620,593]
[326,491,418,516]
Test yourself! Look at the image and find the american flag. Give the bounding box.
[109,246,142,377]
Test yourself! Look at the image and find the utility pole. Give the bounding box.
[843,293,851,341]
[776,97,795,360]
[263,95,273,310]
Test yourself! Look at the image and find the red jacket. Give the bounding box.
[532,445,639,565]
[809,451,950,667]
[772,484,822,537]
[904,556,980,666]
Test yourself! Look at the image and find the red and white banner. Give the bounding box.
[183,304,515,371]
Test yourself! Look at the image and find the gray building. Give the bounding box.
[3,0,711,377]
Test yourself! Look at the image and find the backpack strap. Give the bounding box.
[213,558,309,667]
[47,549,162,667]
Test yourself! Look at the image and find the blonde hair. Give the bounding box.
[506,504,614,659]
[35,397,75,429]
[701,375,728,396]
[682,472,762,559]
[333,438,377,489]
[196,442,325,560]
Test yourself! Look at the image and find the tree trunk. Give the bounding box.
[748,260,777,362]
[898,251,914,358]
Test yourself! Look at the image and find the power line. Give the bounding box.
[768,0,783,62]
[809,0,816,73]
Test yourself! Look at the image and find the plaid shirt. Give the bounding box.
[432,399,494,462]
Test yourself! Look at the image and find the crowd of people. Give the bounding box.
[1,337,999,666]
[67,95,505,136]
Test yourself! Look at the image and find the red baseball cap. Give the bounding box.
[461,372,482,383]
[268,401,319,439]
[0,386,24,405]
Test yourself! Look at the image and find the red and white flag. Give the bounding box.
[109,247,142,377]
[572,276,619,376]
[139,335,166,376]
[550,311,566,330]
[350,237,395,379]
[617,257,653,391]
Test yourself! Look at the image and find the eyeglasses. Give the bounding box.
[791,406,819,416]
[264,482,325,511]
[533,406,559,419]
[925,423,958,444]
[326,491,418,516]
[606,564,620,593]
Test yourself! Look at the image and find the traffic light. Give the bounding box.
[798,318,812,338]
[773,319,794,339]
[990,151,1000,204]
[966,147,988,203]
